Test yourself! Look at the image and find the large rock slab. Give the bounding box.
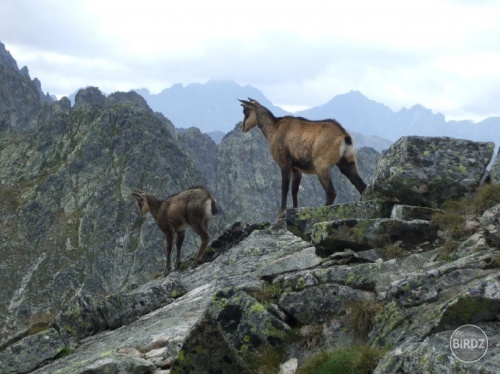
[101,278,186,329]
[311,218,438,254]
[286,200,394,239]
[27,227,311,373]
[31,284,215,374]
[435,274,500,331]
[278,284,374,324]
[0,328,65,374]
[362,136,494,207]
[209,291,290,360]
[375,323,500,373]
[53,294,108,347]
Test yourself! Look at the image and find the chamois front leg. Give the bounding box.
[164,231,174,276]
[191,221,210,269]
[317,169,337,206]
[278,167,292,219]
[174,230,185,270]
[291,169,302,209]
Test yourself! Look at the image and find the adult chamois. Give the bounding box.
[132,187,218,276]
[239,98,367,218]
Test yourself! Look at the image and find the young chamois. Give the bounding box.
[239,98,367,218]
[132,187,218,276]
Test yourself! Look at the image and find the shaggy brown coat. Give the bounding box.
[132,186,218,275]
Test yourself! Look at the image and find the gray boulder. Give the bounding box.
[362,136,495,207]
[390,204,440,221]
[0,328,65,374]
[100,278,186,329]
[209,291,290,360]
[286,200,394,240]
[278,283,373,324]
[375,323,500,373]
[481,204,500,247]
[311,218,438,254]
[53,294,108,347]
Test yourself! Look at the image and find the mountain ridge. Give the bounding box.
[132,80,500,149]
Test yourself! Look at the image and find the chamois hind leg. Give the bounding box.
[278,167,292,218]
[317,169,337,206]
[191,221,210,269]
[174,230,185,270]
[337,157,367,194]
[291,169,302,209]
[164,231,174,276]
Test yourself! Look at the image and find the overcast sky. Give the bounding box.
[1,0,499,121]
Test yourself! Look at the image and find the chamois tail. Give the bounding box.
[211,199,219,215]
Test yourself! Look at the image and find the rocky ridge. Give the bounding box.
[0,42,53,132]
[1,136,499,373]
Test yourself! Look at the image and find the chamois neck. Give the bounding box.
[256,110,278,140]
[145,195,162,219]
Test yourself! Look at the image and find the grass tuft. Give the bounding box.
[346,300,384,341]
[379,244,406,260]
[244,344,287,374]
[297,345,386,374]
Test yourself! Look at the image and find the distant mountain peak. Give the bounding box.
[0,41,19,70]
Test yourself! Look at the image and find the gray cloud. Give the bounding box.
[1,0,499,121]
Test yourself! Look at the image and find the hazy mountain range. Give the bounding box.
[133,80,500,150]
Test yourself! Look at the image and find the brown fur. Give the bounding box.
[132,186,218,276]
[239,98,367,218]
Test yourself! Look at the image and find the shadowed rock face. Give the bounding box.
[0,42,55,132]
[0,88,206,345]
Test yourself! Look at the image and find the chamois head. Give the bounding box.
[131,190,150,215]
[239,98,259,132]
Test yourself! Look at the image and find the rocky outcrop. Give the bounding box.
[74,86,106,109]
[363,136,495,207]
[0,41,18,70]
[1,195,496,373]
[0,42,53,131]
[0,87,206,346]
[177,127,218,190]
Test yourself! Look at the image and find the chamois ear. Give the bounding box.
[248,98,259,105]
[131,191,145,200]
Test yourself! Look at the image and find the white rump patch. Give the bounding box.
[205,199,213,218]
[339,141,355,158]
